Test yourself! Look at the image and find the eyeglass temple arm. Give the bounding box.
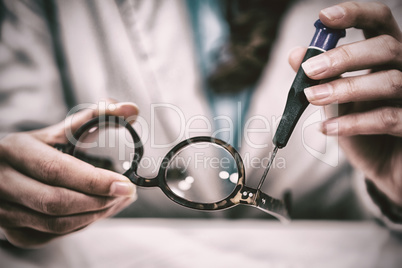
[254,190,291,223]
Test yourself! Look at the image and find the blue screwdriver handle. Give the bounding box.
[273,20,345,148]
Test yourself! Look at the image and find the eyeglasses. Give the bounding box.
[56,115,290,222]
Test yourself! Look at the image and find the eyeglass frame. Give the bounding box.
[56,115,291,222]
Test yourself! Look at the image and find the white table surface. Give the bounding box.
[1,219,401,268]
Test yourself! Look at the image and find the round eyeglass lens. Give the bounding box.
[165,142,239,203]
[72,119,135,174]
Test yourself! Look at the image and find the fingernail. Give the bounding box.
[302,55,331,77]
[304,84,333,102]
[115,102,139,124]
[115,102,139,110]
[321,6,345,20]
[110,181,135,196]
[321,122,338,136]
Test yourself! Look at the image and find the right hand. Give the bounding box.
[0,101,139,248]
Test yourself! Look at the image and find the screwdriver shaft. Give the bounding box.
[256,146,278,191]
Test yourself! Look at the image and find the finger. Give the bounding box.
[1,133,136,197]
[71,101,139,131]
[304,69,402,105]
[2,228,61,249]
[1,196,134,248]
[0,196,134,235]
[301,35,402,79]
[0,164,124,215]
[321,107,402,137]
[104,102,139,124]
[33,101,139,145]
[319,2,402,40]
[288,46,307,72]
[32,99,116,145]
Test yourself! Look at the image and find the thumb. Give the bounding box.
[32,100,139,145]
[288,46,307,72]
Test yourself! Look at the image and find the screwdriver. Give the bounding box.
[256,20,346,191]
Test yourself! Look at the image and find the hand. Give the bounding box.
[289,2,402,206]
[0,100,139,248]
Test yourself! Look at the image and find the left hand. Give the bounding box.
[289,2,402,206]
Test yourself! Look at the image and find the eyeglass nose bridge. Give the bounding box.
[123,146,176,188]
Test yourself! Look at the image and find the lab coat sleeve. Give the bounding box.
[355,170,402,232]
